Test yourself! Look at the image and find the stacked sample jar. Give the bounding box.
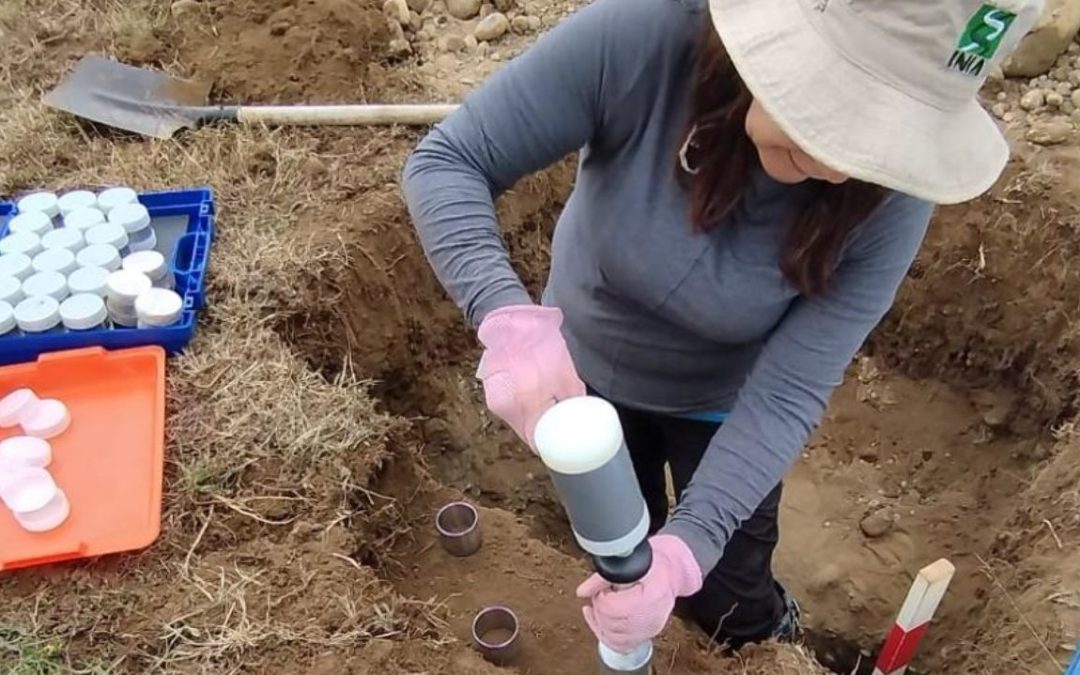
[0,188,184,336]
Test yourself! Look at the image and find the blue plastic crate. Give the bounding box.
[0,187,214,365]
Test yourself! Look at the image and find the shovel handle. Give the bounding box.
[235,104,458,127]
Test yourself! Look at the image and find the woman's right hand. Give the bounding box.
[476,305,586,449]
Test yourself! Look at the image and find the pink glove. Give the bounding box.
[576,535,704,654]
[476,305,586,448]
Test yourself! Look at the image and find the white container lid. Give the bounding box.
[8,212,54,237]
[534,396,625,474]
[85,222,129,250]
[16,192,60,219]
[41,227,85,253]
[0,276,24,306]
[135,288,184,326]
[0,253,33,281]
[22,271,68,302]
[32,248,78,276]
[57,190,98,215]
[67,266,110,297]
[60,293,107,330]
[63,207,106,232]
[14,488,70,532]
[96,187,138,214]
[0,389,39,427]
[106,269,152,304]
[21,399,70,439]
[0,466,57,513]
[123,250,167,281]
[14,296,61,332]
[0,436,52,469]
[0,301,14,336]
[0,232,43,257]
[127,228,158,253]
[108,203,152,233]
[76,244,122,271]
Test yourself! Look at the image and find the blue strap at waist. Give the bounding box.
[676,410,729,423]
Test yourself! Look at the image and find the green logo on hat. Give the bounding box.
[948,4,1016,76]
[958,5,1016,58]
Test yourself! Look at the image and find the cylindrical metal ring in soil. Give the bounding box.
[471,605,521,666]
[435,501,482,557]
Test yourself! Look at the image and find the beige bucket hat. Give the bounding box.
[709,0,1044,204]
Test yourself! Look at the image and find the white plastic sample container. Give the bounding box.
[123,250,172,289]
[57,190,98,216]
[85,222,129,252]
[60,294,107,331]
[8,212,53,237]
[76,244,122,272]
[0,276,24,306]
[106,269,151,326]
[0,232,43,258]
[63,207,106,232]
[14,296,62,333]
[96,187,138,215]
[32,248,78,276]
[135,288,184,327]
[0,436,52,469]
[41,227,85,253]
[21,399,70,439]
[0,389,39,427]
[22,270,68,302]
[0,253,33,281]
[0,301,15,336]
[0,467,70,533]
[67,266,110,297]
[128,229,158,253]
[16,192,60,220]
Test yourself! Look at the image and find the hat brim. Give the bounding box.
[708,0,1010,205]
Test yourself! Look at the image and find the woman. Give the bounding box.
[403,0,1040,654]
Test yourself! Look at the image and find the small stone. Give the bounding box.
[409,11,423,30]
[1065,100,1075,114]
[270,20,291,36]
[479,2,495,18]
[1020,89,1046,110]
[1071,42,1080,54]
[992,102,1008,119]
[1071,89,1080,108]
[447,0,482,19]
[857,446,880,463]
[1069,70,1080,86]
[1027,118,1072,145]
[1071,108,1080,124]
[476,41,491,58]
[388,38,413,57]
[1057,81,1074,96]
[388,18,406,41]
[170,0,200,16]
[1048,91,1065,108]
[384,0,411,25]
[996,91,1008,102]
[1003,111,1018,123]
[464,33,479,51]
[511,15,530,33]
[474,12,509,41]
[527,15,541,31]
[493,0,514,10]
[417,27,434,41]
[860,511,893,539]
[438,34,467,52]
[431,0,446,11]
[406,0,431,12]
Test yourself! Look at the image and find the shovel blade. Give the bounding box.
[43,55,213,139]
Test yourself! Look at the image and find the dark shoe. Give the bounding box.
[772,582,802,643]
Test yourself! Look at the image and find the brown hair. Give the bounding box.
[677,23,888,295]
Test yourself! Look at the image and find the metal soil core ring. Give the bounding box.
[435,501,482,556]
[471,605,521,665]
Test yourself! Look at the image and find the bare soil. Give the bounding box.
[1,1,1079,674]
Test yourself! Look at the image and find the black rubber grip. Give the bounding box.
[592,539,653,585]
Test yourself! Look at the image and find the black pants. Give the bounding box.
[612,399,785,646]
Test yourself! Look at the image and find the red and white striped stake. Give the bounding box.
[873,558,956,675]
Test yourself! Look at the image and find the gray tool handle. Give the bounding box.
[236,104,459,126]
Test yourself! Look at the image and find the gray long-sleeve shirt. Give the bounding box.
[402,0,933,572]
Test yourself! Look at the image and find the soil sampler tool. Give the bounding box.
[43,55,459,139]
[534,396,655,675]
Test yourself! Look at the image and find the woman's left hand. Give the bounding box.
[575,535,704,653]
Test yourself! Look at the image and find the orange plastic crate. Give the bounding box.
[0,346,165,571]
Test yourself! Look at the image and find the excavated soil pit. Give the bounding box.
[277,149,1062,674]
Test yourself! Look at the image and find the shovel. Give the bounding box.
[43,55,459,139]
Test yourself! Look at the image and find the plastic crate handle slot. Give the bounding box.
[171,232,201,273]
[3,541,87,572]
